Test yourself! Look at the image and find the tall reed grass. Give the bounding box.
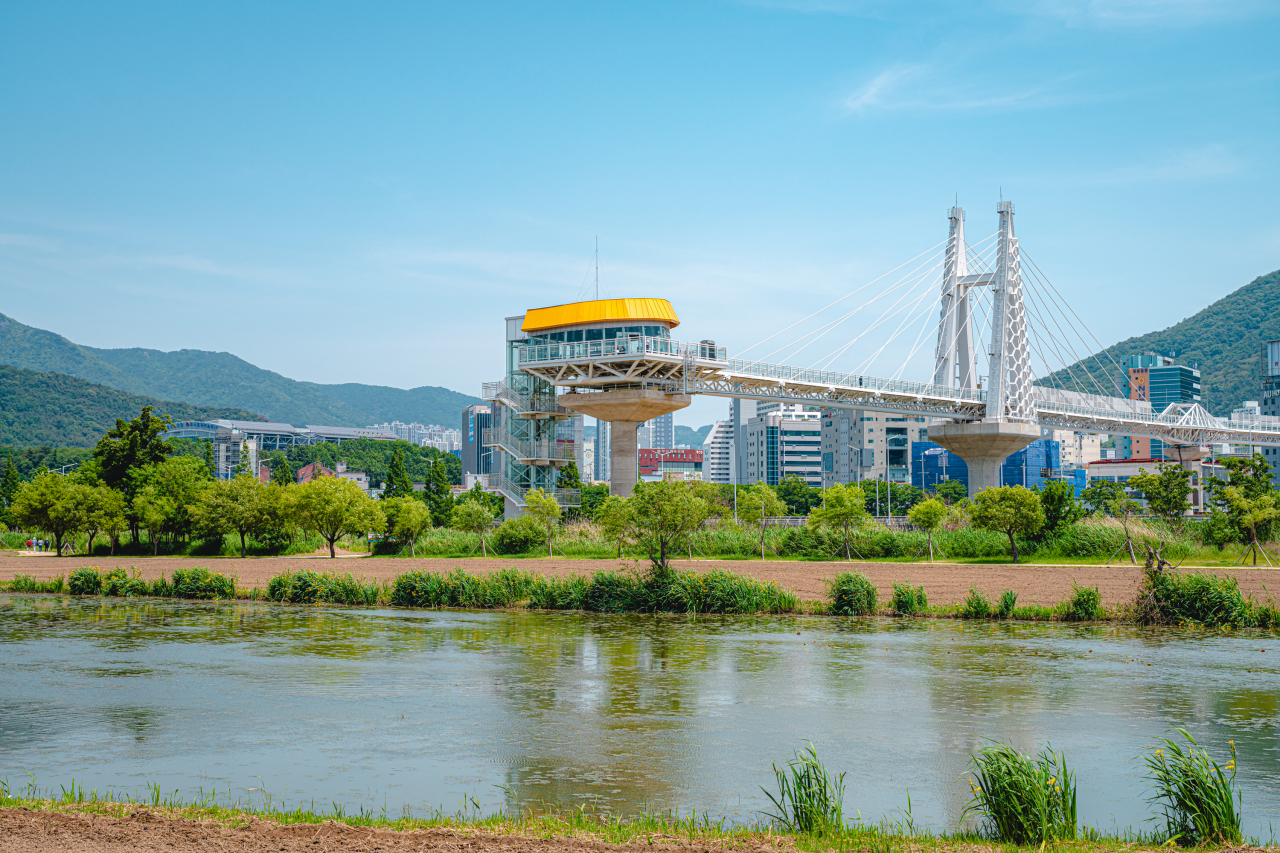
[965,743,1077,845]
[267,570,385,606]
[826,572,877,616]
[62,566,236,599]
[891,581,927,615]
[1144,728,1241,846]
[762,745,846,835]
[8,574,65,594]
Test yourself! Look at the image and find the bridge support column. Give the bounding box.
[559,388,691,497]
[927,421,1040,494]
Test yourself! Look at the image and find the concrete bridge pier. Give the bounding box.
[927,421,1041,494]
[560,388,691,497]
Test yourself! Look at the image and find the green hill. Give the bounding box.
[0,364,264,448]
[1037,269,1280,416]
[0,313,481,429]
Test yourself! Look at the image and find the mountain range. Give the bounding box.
[0,364,263,448]
[0,313,480,431]
[1039,269,1280,416]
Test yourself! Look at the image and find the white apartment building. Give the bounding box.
[1042,429,1101,467]
[701,420,734,484]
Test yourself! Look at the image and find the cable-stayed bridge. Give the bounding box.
[491,200,1280,499]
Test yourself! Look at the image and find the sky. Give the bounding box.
[2,0,1278,428]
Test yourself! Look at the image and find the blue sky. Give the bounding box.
[2,0,1278,427]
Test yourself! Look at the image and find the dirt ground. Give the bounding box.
[3,552,1278,607]
[0,807,773,853]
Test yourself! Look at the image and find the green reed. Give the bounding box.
[827,571,877,616]
[9,573,65,594]
[268,570,386,606]
[964,742,1077,846]
[762,744,846,835]
[961,588,991,619]
[1144,727,1241,846]
[891,581,927,615]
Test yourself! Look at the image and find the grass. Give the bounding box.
[1135,566,1280,628]
[965,743,1077,846]
[891,581,928,616]
[828,571,878,615]
[762,744,845,835]
[1144,728,1242,847]
[57,565,237,600]
[268,570,386,605]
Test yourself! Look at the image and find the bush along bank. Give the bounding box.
[7,564,1278,627]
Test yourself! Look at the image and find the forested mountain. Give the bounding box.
[1036,269,1280,416]
[0,313,480,428]
[0,365,263,447]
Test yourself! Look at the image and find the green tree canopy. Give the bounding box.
[862,480,924,516]
[907,497,947,561]
[273,454,294,487]
[193,474,278,557]
[423,459,454,527]
[1222,485,1280,566]
[931,479,967,505]
[383,496,432,556]
[93,406,174,493]
[1081,478,1125,515]
[1037,479,1085,538]
[807,482,867,560]
[80,485,126,557]
[451,498,496,557]
[776,474,820,515]
[292,474,386,558]
[629,480,712,570]
[10,471,84,556]
[522,488,562,558]
[971,485,1045,563]
[595,494,635,558]
[381,446,415,499]
[557,461,581,490]
[1128,462,1194,524]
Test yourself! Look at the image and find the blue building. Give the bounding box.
[912,439,1061,495]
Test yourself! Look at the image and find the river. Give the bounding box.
[0,594,1276,838]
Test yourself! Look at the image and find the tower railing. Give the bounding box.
[481,380,570,417]
[481,428,577,464]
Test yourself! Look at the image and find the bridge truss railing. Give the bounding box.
[518,337,727,365]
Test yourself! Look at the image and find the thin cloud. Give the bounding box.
[843,64,1091,114]
[1082,144,1242,184]
[1020,0,1275,26]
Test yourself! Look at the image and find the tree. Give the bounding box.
[776,474,820,515]
[382,446,414,499]
[907,497,947,561]
[273,455,294,487]
[596,495,635,558]
[81,485,126,556]
[423,460,454,527]
[1107,495,1143,564]
[132,456,213,545]
[0,453,20,515]
[557,462,582,490]
[132,485,174,556]
[522,488,562,557]
[193,474,275,557]
[630,481,712,570]
[292,474,387,558]
[1081,478,1125,515]
[1206,453,1276,543]
[579,483,610,520]
[932,479,967,505]
[970,485,1045,563]
[384,496,432,556]
[862,480,924,516]
[93,406,174,492]
[233,441,253,477]
[10,471,84,556]
[806,482,867,560]
[1037,480,1085,539]
[1222,486,1279,566]
[202,439,216,476]
[452,498,496,557]
[738,484,787,559]
[1128,462,1193,524]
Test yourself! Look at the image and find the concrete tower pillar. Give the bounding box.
[559,388,691,497]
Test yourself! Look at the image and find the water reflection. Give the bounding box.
[0,594,1276,839]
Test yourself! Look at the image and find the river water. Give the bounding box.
[1,594,1277,838]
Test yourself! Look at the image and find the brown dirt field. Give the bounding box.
[3,553,1278,607]
[0,807,783,853]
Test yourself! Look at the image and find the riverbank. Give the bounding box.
[3,553,1278,607]
[0,797,1264,853]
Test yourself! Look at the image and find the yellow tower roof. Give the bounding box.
[521,298,680,332]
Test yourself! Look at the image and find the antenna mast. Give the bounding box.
[594,236,599,300]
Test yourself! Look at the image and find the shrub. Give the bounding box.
[9,574,65,594]
[68,567,102,596]
[762,745,846,835]
[891,581,927,616]
[1135,569,1253,627]
[526,574,591,610]
[828,572,877,616]
[962,588,991,619]
[492,515,544,555]
[100,567,148,597]
[391,568,531,608]
[268,570,382,606]
[170,567,236,600]
[996,590,1018,619]
[964,743,1076,845]
[1064,583,1102,621]
[1144,728,1241,846]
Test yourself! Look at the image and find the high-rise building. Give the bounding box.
[460,405,493,478]
[701,421,733,483]
[821,409,928,486]
[556,414,586,475]
[647,412,674,449]
[1044,429,1101,467]
[594,419,610,482]
[742,413,822,486]
[1118,353,1201,460]
[1261,341,1280,484]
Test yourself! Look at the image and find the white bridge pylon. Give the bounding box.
[518,201,1280,453]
